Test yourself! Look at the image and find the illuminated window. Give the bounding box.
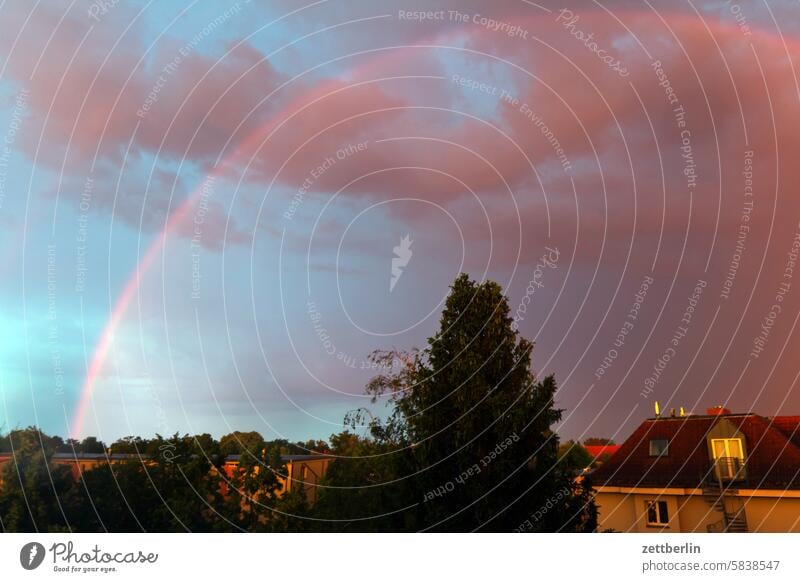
[711,438,743,460]
[649,439,669,457]
[711,438,744,480]
[646,500,669,526]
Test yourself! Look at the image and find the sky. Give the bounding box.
[1,0,800,446]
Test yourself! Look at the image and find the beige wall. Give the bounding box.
[287,458,332,505]
[742,496,800,532]
[596,488,800,532]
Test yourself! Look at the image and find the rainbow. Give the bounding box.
[69,43,415,437]
[70,11,796,437]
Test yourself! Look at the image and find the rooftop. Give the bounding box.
[590,410,800,489]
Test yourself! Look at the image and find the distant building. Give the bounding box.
[0,451,332,506]
[221,453,332,505]
[591,408,800,532]
[52,452,143,479]
[584,444,620,464]
[0,453,11,487]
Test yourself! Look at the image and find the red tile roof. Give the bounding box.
[584,444,620,459]
[590,414,800,489]
[770,416,800,448]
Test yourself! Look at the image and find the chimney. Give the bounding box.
[706,406,731,416]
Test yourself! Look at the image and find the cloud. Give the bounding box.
[214,6,800,279]
[11,0,800,440]
[1,1,285,248]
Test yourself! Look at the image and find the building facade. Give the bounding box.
[221,453,332,505]
[591,408,800,532]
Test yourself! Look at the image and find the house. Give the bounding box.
[52,452,144,479]
[276,454,332,505]
[0,452,143,484]
[0,450,332,506]
[221,453,332,505]
[584,444,620,464]
[591,407,800,532]
[0,452,11,487]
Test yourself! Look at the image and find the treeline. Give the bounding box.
[0,427,321,532]
[0,274,599,532]
[0,430,329,458]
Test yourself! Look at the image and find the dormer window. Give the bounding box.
[649,439,669,457]
[711,438,744,480]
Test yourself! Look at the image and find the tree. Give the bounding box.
[312,431,409,531]
[294,439,331,455]
[0,428,74,532]
[62,433,227,532]
[108,436,149,454]
[558,440,594,474]
[221,438,289,531]
[219,431,265,456]
[65,458,154,532]
[79,437,106,454]
[55,438,80,453]
[323,273,596,532]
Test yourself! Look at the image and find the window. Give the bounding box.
[711,438,744,480]
[646,500,669,526]
[711,438,743,460]
[649,439,669,457]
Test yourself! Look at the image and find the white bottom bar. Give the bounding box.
[1,533,796,581]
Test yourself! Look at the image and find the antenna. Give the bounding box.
[654,401,661,418]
